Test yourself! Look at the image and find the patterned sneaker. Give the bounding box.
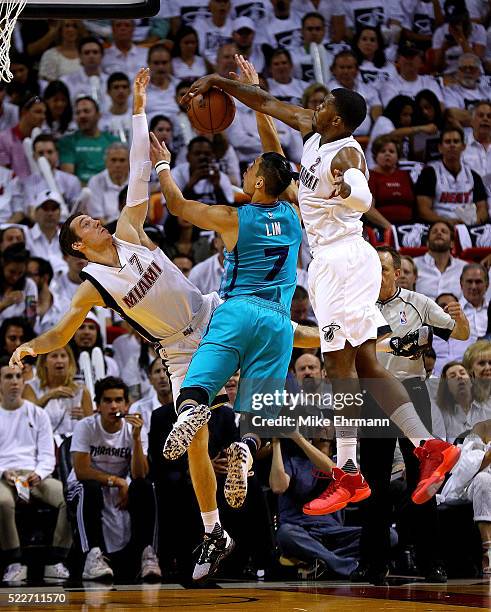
[224,442,253,508]
[192,523,235,583]
[82,547,114,580]
[303,467,371,515]
[2,563,27,583]
[412,439,461,505]
[140,545,161,581]
[163,404,211,460]
[44,563,69,580]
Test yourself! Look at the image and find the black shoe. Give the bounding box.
[192,523,235,583]
[351,564,389,585]
[424,564,447,583]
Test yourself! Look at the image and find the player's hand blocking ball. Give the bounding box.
[187,87,236,134]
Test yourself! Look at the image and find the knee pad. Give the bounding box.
[176,386,210,411]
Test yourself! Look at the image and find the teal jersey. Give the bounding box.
[220,201,302,311]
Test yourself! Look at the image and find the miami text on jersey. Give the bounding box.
[122,260,163,308]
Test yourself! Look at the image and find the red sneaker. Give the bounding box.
[303,467,371,516]
[412,439,461,505]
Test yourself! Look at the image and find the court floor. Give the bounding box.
[1,579,490,611]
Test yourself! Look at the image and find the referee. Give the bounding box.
[355,246,469,584]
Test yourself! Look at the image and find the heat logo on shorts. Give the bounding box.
[322,322,341,342]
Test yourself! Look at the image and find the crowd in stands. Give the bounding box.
[1,0,491,586]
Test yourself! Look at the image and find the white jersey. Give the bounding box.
[299,133,368,253]
[81,236,204,346]
[428,160,476,221]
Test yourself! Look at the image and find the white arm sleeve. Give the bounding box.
[341,167,372,213]
[126,113,151,207]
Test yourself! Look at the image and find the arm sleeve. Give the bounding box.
[126,113,151,207]
[471,170,487,203]
[415,166,437,198]
[34,408,56,480]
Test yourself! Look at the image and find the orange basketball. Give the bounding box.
[187,87,236,134]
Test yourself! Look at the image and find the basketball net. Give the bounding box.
[0,0,28,82]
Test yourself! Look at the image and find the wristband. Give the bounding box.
[155,160,170,175]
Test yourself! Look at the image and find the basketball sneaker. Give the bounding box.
[412,439,461,505]
[163,404,211,460]
[2,563,27,583]
[140,545,161,581]
[303,467,371,515]
[82,547,113,580]
[192,523,235,582]
[224,442,253,508]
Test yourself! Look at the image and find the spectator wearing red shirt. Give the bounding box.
[368,135,416,225]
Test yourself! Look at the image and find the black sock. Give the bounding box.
[241,435,259,458]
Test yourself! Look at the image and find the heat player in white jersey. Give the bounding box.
[184,57,461,515]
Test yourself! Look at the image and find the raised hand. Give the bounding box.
[180,74,218,107]
[133,67,150,114]
[149,131,172,166]
[9,343,37,370]
[231,54,260,85]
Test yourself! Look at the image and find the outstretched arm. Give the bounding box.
[150,133,239,251]
[182,61,314,136]
[115,67,154,249]
[9,281,103,368]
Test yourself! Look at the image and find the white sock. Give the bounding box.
[390,402,432,447]
[201,509,220,534]
[336,427,358,469]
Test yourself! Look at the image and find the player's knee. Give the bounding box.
[176,386,210,412]
[323,357,356,380]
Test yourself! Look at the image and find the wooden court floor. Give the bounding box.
[1,579,491,611]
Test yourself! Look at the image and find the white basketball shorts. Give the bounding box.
[308,238,382,353]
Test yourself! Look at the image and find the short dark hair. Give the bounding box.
[257,152,293,197]
[376,245,401,269]
[75,95,99,113]
[332,88,367,132]
[59,213,86,260]
[0,355,13,373]
[94,376,129,404]
[429,220,454,235]
[149,114,173,132]
[33,133,56,149]
[28,256,54,283]
[148,43,170,63]
[293,285,309,301]
[302,11,325,26]
[107,72,130,90]
[2,242,30,264]
[439,125,465,144]
[188,136,212,152]
[78,36,104,55]
[269,48,293,67]
[371,134,401,159]
[0,226,25,245]
[331,50,358,70]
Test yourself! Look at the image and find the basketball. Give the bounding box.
[187,87,236,134]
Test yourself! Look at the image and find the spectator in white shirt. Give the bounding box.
[462,101,491,193]
[100,73,132,144]
[61,37,109,115]
[414,221,466,300]
[87,143,129,225]
[0,226,26,253]
[194,0,234,66]
[102,20,148,83]
[188,233,225,294]
[10,134,82,223]
[26,190,68,277]
[292,12,331,83]
[0,358,71,583]
[145,44,179,121]
[460,263,489,352]
[0,244,38,329]
[171,26,207,81]
[266,0,303,51]
[38,19,83,82]
[444,54,490,122]
[267,48,306,106]
[129,357,173,432]
[231,17,265,74]
[53,253,87,303]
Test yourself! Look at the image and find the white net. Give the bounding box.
[0,0,28,82]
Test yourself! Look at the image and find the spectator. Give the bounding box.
[112,333,156,403]
[0,96,46,179]
[102,20,148,82]
[0,226,26,252]
[0,317,35,361]
[266,0,303,51]
[435,361,490,441]
[368,135,416,224]
[53,253,87,303]
[26,257,70,335]
[414,221,466,300]
[292,13,331,83]
[444,54,490,122]
[352,26,396,85]
[215,42,239,77]
[70,313,120,379]
[61,37,108,114]
[301,83,328,112]
[433,292,470,375]
[291,285,310,322]
[58,96,119,185]
[327,51,382,144]
[267,48,306,106]
[194,0,234,66]
[380,41,442,107]
[0,358,71,583]
[432,0,486,75]
[439,420,491,575]
[100,73,132,143]
[129,357,173,432]
[460,263,489,349]
[398,255,418,290]
[87,143,129,225]
[172,254,194,276]
[291,0,346,44]
[25,345,92,437]
[231,17,265,74]
[463,339,491,404]
[66,377,161,580]
[43,80,75,140]
[0,244,37,328]
[172,136,234,205]
[171,26,207,81]
[145,44,179,121]
[270,435,361,578]
[415,126,488,225]
[163,214,211,263]
[462,102,491,192]
[10,134,82,223]
[26,190,67,277]
[412,89,445,162]
[343,0,400,35]
[38,20,83,82]
[188,233,225,294]
[0,82,19,132]
[400,0,444,52]
[6,52,42,105]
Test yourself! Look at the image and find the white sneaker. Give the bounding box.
[3,563,27,582]
[224,442,253,508]
[163,404,211,460]
[141,545,161,581]
[44,563,69,580]
[82,547,114,580]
